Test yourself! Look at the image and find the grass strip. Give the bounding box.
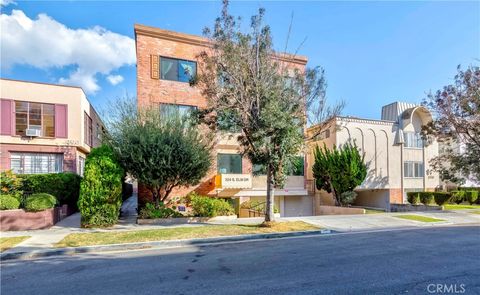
[56,221,319,248]
[395,215,445,223]
[0,236,30,252]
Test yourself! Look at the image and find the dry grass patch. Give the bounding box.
[0,236,30,252]
[56,221,319,248]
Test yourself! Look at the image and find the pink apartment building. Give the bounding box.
[0,78,104,175]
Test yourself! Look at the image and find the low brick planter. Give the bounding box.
[137,215,237,225]
[390,204,443,212]
[0,205,72,231]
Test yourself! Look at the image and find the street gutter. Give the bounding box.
[0,229,332,261]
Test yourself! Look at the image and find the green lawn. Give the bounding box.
[365,209,385,214]
[56,221,319,248]
[443,204,480,210]
[0,236,30,252]
[395,215,445,223]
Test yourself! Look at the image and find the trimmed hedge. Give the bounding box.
[433,192,452,206]
[465,191,479,205]
[19,173,81,210]
[418,192,435,205]
[450,191,465,204]
[78,145,123,227]
[190,194,235,217]
[139,203,183,219]
[407,192,421,205]
[0,194,20,210]
[24,193,57,212]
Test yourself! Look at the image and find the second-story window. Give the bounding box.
[404,161,424,178]
[15,101,55,137]
[160,103,197,120]
[217,153,242,174]
[84,112,92,146]
[404,132,423,148]
[160,57,196,83]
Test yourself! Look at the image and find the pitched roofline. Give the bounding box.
[134,23,308,65]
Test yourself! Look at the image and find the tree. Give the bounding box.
[195,1,340,222]
[422,65,480,185]
[106,99,212,208]
[78,145,123,227]
[312,143,367,206]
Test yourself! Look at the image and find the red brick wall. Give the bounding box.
[389,188,404,204]
[135,25,307,205]
[0,143,77,173]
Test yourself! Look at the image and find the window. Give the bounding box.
[404,132,423,148]
[160,103,197,120]
[160,57,197,83]
[78,156,85,177]
[15,101,55,137]
[404,161,424,178]
[10,153,63,174]
[84,113,93,146]
[217,154,242,174]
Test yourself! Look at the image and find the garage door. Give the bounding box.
[283,196,313,217]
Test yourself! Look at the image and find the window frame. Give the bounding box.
[10,152,63,174]
[159,103,197,120]
[403,161,424,178]
[404,132,423,149]
[14,101,56,138]
[84,112,93,147]
[160,56,197,83]
[217,153,243,174]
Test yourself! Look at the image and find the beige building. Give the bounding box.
[0,78,104,175]
[307,102,440,210]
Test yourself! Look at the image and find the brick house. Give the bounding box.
[0,78,104,176]
[135,24,314,217]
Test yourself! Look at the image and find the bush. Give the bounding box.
[0,194,20,210]
[407,192,421,205]
[24,193,57,212]
[139,203,183,219]
[0,170,23,203]
[433,192,452,206]
[190,194,235,217]
[419,192,435,205]
[19,173,81,210]
[450,191,465,204]
[465,191,479,205]
[339,191,357,205]
[78,145,123,227]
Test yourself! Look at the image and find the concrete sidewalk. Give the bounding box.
[1,205,478,257]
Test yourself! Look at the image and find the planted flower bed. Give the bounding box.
[137,194,237,225]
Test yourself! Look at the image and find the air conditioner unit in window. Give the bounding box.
[26,129,42,137]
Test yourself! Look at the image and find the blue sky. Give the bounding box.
[1,1,478,119]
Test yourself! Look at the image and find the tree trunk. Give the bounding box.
[265,165,275,222]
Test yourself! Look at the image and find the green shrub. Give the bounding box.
[419,192,435,205]
[78,145,124,227]
[450,191,465,204]
[139,203,183,219]
[407,192,421,205]
[190,194,235,217]
[340,191,357,205]
[1,170,23,203]
[19,173,81,210]
[465,191,479,205]
[24,193,57,212]
[433,192,452,206]
[0,194,20,210]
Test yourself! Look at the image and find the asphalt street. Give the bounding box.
[1,226,479,295]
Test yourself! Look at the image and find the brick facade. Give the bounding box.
[135,24,307,206]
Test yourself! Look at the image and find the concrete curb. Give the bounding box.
[0,229,332,261]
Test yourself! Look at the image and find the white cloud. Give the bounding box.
[1,10,135,93]
[106,74,124,85]
[0,0,16,7]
